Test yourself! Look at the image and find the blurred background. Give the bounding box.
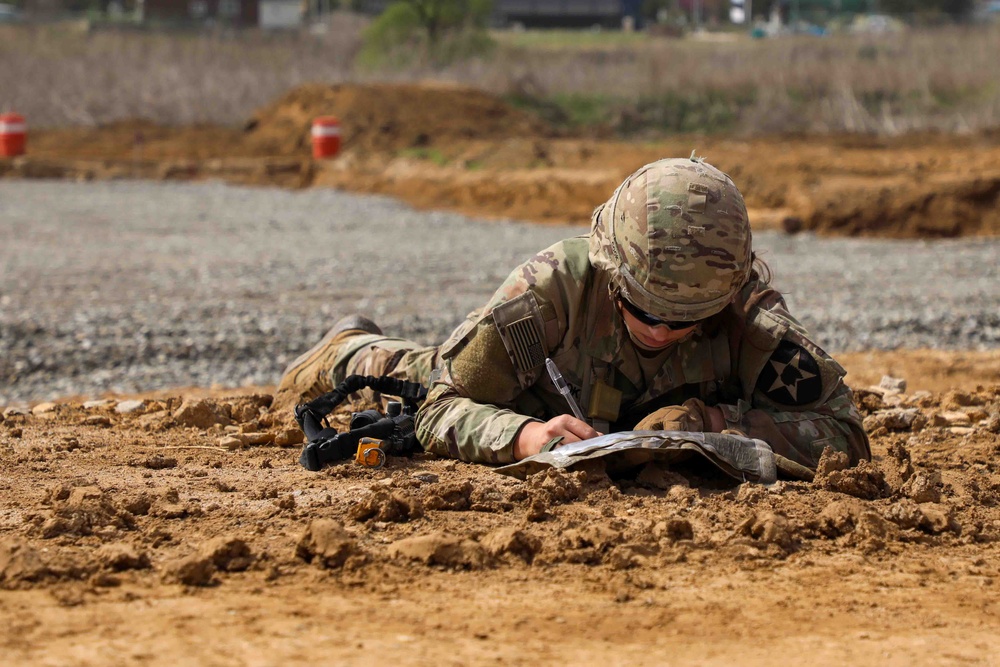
[1,0,998,133]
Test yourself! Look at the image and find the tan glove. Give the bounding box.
[635,398,710,432]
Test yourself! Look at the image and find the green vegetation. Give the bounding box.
[626,89,758,135]
[552,94,617,127]
[508,88,758,135]
[398,147,450,165]
[360,0,495,66]
[504,93,612,128]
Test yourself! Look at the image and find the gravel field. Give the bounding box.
[1,180,998,404]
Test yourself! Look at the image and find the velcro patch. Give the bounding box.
[756,340,823,407]
[688,183,709,214]
[504,316,545,373]
[491,291,549,378]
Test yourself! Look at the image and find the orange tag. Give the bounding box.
[355,438,386,468]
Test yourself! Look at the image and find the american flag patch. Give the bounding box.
[504,316,545,373]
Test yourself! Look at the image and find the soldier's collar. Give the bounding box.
[581,276,628,364]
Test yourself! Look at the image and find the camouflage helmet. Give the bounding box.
[588,156,752,322]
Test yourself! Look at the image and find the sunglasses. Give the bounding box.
[617,296,700,331]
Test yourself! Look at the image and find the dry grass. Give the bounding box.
[458,26,1000,135]
[2,19,999,135]
[0,19,366,126]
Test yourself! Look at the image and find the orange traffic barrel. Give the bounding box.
[311,116,341,159]
[0,112,26,157]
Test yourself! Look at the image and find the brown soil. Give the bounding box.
[838,349,1000,394]
[4,82,1000,237]
[2,363,999,664]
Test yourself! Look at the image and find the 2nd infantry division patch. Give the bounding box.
[756,339,824,406]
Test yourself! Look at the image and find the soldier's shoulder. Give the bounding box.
[738,278,782,305]
[556,236,594,283]
[733,281,847,410]
[535,236,591,272]
[489,236,592,309]
[509,236,592,291]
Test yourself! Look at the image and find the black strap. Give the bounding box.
[294,374,427,438]
[294,374,428,471]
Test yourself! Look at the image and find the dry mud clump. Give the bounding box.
[1,385,1000,663]
[0,385,997,587]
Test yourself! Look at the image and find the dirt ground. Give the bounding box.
[3,82,1000,238]
[0,357,998,665]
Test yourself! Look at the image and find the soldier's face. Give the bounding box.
[620,307,698,350]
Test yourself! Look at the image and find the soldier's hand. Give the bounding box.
[635,398,727,433]
[513,415,601,460]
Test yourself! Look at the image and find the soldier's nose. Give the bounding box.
[646,326,674,343]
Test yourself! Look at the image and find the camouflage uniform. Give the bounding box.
[321,158,870,469]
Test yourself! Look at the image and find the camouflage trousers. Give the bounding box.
[326,332,440,398]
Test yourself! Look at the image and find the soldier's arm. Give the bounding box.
[414,237,597,463]
[720,285,871,468]
[414,316,536,464]
[717,381,869,468]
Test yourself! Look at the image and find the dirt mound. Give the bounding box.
[9,88,1000,237]
[25,120,251,162]
[804,171,1000,237]
[243,82,552,156]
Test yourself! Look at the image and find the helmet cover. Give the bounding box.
[589,156,752,322]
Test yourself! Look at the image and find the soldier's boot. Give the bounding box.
[273,315,383,411]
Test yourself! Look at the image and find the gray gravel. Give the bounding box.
[1,180,998,404]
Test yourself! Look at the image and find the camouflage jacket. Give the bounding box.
[413,236,870,468]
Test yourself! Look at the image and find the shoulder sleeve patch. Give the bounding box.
[755,339,824,407]
[492,291,549,375]
[503,316,546,372]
